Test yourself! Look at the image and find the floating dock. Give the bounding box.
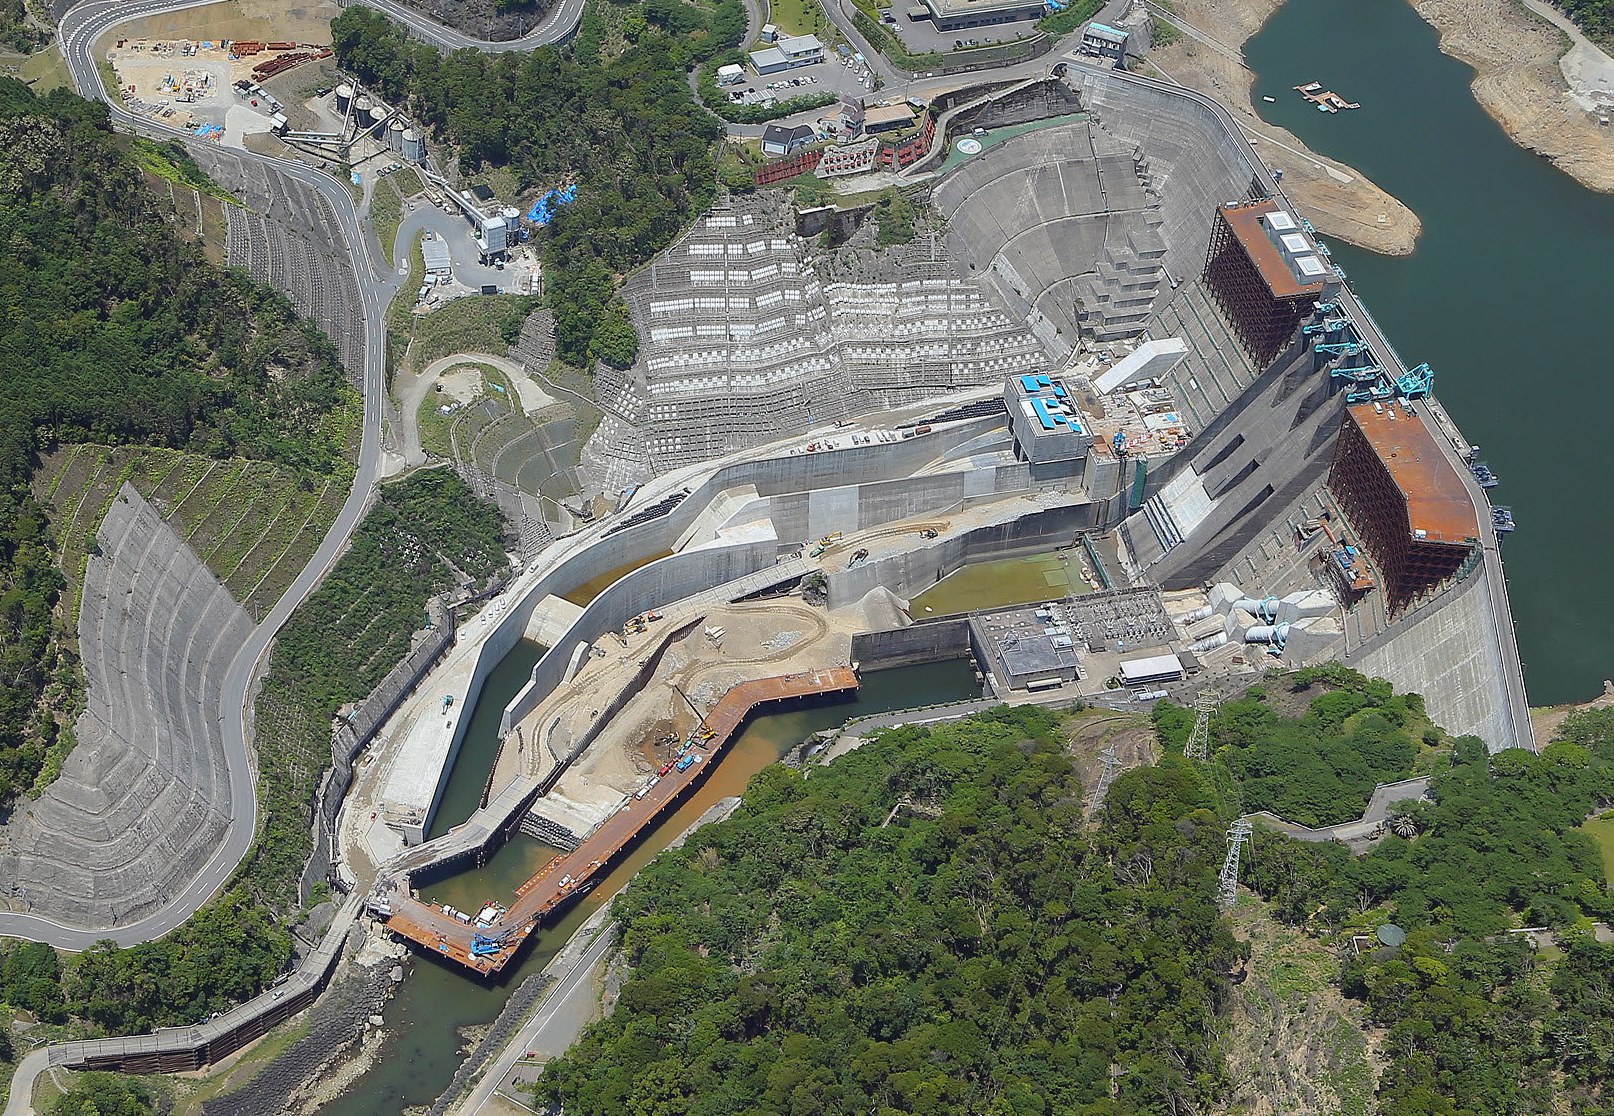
[380,667,860,976]
[1294,81,1360,112]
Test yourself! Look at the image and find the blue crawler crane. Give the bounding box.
[471,930,514,957]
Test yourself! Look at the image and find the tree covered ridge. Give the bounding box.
[1241,710,1614,1116]
[1153,664,1430,828]
[0,78,352,806]
[538,707,1240,1115]
[330,1,735,367]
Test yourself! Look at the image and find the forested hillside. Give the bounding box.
[0,0,42,53]
[1562,0,1614,46]
[1152,665,1432,826]
[537,707,1240,1114]
[536,679,1614,1116]
[0,78,351,806]
[331,0,737,367]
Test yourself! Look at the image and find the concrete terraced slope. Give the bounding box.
[0,486,249,929]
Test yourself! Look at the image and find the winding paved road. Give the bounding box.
[339,0,585,50]
[0,0,395,949]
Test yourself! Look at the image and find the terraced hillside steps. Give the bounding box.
[0,485,249,929]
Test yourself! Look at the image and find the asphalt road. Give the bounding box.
[343,0,586,50]
[0,0,393,950]
[454,922,619,1116]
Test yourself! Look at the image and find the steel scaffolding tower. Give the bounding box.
[1184,689,1219,762]
[1218,817,1253,908]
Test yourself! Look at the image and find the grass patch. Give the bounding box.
[15,44,71,90]
[369,173,406,268]
[1581,811,1614,885]
[130,138,241,206]
[393,291,541,380]
[165,1017,313,1115]
[765,0,833,37]
[416,361,508,458]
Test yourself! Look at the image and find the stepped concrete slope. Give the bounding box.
[0,486,248,929]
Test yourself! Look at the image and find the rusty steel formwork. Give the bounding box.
[1326,409,1474,615]
[1201,207,1318,367]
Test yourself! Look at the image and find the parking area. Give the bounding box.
[722,51,876,107]
[883,6,1041,54]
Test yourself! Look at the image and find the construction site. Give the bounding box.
[339,63,1532,981]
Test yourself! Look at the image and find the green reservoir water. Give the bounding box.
[909,549,1094,616]
[334,654,980,1114]
[1245,0,1614,705]
[426,640,544,841]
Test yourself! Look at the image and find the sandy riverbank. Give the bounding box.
[1410,0,1614,192]
[1145,0,1422,255]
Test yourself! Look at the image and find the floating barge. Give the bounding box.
[1295,81,1360,112]
[380,667,860,977]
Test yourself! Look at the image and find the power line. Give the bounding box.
[1218,817,1253,908]
[1184,688,1219,761]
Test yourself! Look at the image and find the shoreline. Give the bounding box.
[1150,0,1614,252]
[1145,0,1422,255]
[1408,0,1614,192]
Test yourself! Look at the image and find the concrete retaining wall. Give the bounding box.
[410,418,1011,833]
[851,619,973,670]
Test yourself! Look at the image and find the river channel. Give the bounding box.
[1245,0,1614,704]
[334,650,979,1113]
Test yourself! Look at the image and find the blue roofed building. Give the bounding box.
[1005,372,1094,481]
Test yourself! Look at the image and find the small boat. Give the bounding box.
[1492,507,1516,534]
[1470,462,1499,488]
[1263,95,1276,103]
[1296,81,1322,92]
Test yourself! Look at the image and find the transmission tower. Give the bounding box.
[1217,817,1254,908]
[1184,689,1219,762]
[1090,745,1122,815]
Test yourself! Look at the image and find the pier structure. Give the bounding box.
[376,668,859,976]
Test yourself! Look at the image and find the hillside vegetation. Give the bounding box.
[245,467,507,908]
[537,675,1614,1116]
[538,707,1240,1114]
[1152,665,1434,827]
[332,0,736,369]
[0,78,351,807]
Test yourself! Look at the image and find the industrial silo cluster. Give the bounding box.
[340,84,427,165]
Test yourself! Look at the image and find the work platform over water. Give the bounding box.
[379,667,859,976]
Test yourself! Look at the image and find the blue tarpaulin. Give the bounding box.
[527,183,578,226]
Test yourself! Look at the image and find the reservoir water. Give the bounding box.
[334,652,980,1113]
[1244,0,1614,705]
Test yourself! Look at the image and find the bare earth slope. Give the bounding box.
[1412,0,1614,192]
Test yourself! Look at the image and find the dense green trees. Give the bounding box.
[1234,709,1614,1115]
[332,5,728,367]
[245,467,507,907]
[1562,0,1614,46]
[1153,666,1424,826]
[67,889,293,1034]
[47,1072,157,1116]
[0,0,43,52]
[537,707,1239,1114]
[0,78,350,806]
